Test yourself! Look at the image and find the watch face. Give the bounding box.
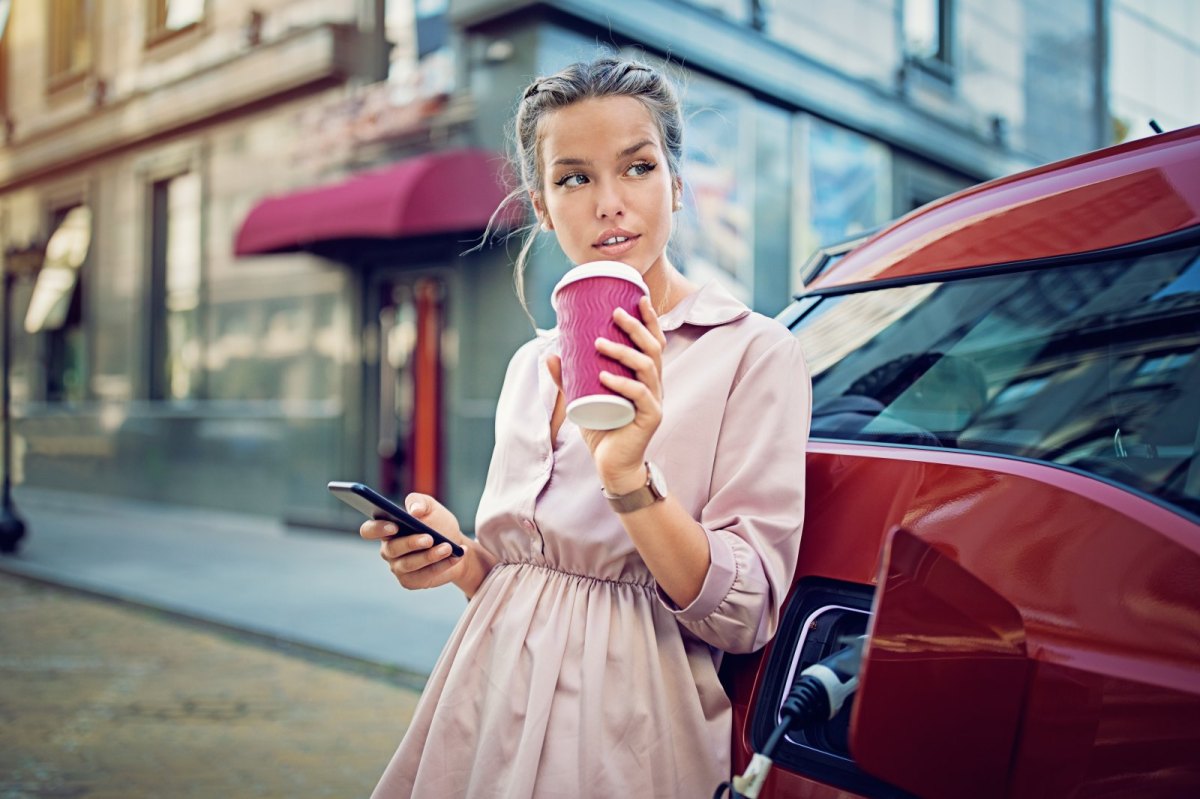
[648,461,668,498]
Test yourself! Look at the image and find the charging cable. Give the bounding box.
[713,635,868,799]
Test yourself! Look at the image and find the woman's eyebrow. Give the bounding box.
[618,139,654,158]
[551,139,656,168]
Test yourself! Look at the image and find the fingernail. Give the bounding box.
[408,501,426,514]
[595,336,608,347]
[419,536,434,548]
[435,544,452,557]
[384,523,398,535]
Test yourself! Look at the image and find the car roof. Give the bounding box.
[809,123,1200,290]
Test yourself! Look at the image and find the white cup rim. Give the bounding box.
[566,394,635,430]
[551,261,649,310]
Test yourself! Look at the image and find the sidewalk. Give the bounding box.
[0,572,421,798]
[0,486,464,681]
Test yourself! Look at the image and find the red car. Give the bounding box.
[723,124,1200,798]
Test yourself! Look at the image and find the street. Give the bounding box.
[0,573,419,798]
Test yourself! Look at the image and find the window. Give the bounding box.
[672,72,756,304]
[48,0,94,87]
[148,172,203,401]
[26,205,92,402]
[146,0,203,42]
[793,116,892,292]
[793,244,1200,517]
[0,0,11,119]
[904,0,952,69]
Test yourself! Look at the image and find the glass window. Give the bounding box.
[0,0,11,117]
[48,0,93,85]
[147,0,203,41]
[149,172,203,401]
[679,0,751,25]
[793,245,1200,517]
[673,72,757,304]
[27,205,92,402]
[793,116,892,292]
[904,0,951,64]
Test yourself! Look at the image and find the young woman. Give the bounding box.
[361,56,810,797]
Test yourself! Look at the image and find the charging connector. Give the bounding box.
[716,636,868,799]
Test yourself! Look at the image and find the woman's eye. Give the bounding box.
[627,161,657,177]
[555,173,587,187]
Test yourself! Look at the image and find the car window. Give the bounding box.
[793,243,1200,517]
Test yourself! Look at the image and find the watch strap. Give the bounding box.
[602,462,667,513]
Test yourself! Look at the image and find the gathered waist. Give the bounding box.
[492,560,656,591]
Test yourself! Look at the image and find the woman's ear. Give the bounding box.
[530,191,553,231]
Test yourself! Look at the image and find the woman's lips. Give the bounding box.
[593,234,640,257]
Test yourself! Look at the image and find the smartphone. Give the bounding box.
[327,481,465,558]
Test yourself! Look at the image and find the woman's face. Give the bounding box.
[535,96,678,276]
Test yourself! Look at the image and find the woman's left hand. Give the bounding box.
[547,294,667,491]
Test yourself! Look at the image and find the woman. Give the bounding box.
[362,55,810,797]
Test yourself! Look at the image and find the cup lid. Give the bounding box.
[550,261,650,310]
[566,395,636,430]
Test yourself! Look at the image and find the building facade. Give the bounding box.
[0,0,1189,531]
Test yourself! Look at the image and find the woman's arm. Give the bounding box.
[550,300,810,653]
[597,464,711,608]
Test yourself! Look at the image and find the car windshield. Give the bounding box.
[793,241,1200,518]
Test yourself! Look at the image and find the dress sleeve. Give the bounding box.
[656,335,810,654]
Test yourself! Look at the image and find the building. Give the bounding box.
[0,0,1192,530]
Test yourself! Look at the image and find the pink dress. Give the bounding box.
[372,280,810,798]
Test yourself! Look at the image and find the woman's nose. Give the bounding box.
[594,181,625,218]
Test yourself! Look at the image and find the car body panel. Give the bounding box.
[812,125,1200,290]
[729,440,1200,797]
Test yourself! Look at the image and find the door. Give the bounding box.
[368,271,446,502]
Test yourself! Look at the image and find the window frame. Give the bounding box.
[146,170,206,402]
[901,0,955,83]
[138,145,207,403]
[46,0,96,93]
[34,196,93,404]
[144,0,205,49]
[789,224,1200,522]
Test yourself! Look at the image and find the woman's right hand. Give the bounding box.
[359,493,494,598]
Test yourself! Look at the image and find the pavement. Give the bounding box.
[0,486,466,798]
[0,486,465,682]
[0,572,421,798]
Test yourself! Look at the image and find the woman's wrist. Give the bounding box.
[600,462,649,496]
[454,539,495,600]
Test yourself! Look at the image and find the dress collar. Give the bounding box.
[536,279,749,339]
[657,279,750,332]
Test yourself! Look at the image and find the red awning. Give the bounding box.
[234,148,516,256]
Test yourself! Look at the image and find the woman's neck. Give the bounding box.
[643,257,698,317]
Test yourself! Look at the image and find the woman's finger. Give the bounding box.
[394,553,460,589]
[613,305,663,363]
[595,337,659,392]
[383,540,457,573]
[360,519,400,540]
[379,533,435,560]
[599,370,661,418]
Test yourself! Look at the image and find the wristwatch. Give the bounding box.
[602,461,668,513]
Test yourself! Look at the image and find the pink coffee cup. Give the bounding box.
[550,261,650,430]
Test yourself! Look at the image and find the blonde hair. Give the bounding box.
[480,56,685,322]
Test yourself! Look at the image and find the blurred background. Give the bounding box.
[0,0,1196,530]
